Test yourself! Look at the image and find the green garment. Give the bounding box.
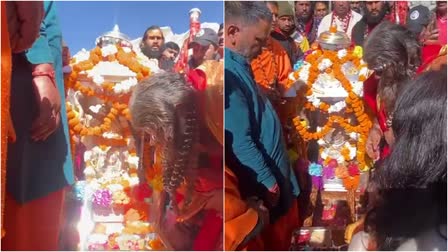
[225,48,299,221]
[7,0,74,203]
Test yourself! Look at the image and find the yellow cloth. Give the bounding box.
[298,37,310,53]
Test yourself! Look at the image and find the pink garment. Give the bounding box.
[437,16,447,44]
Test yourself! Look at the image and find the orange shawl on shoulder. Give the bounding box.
[251,36,292,93]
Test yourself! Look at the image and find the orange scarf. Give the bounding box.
[1,1,15,238]
[224,167,263,251]
[251,37,293,93]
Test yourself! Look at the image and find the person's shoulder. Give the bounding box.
[352,18,366,36]
[318,14,332,29]
[397,225,447,251]
[353,18,364,29]
[224,64,243,86]
[270,37,286,51]
[320,12,333,24]
[352,11,363,21]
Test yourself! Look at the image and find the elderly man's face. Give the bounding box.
[334,1,350,17]
[295,1,312,21]
[143,29,164,51]
[226,18,271,60]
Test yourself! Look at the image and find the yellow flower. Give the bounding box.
[353,46,363,58]
[150,174,164,192]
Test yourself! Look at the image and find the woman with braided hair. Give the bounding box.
[129,70,223,250]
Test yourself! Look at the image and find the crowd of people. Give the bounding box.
[224,1,446,251]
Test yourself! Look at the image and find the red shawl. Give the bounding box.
[363,75,390,159]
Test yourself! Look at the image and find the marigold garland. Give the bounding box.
[67,44,167,249]
[66,44,164,205]
[291,46,373,190]
[66,45,151,157]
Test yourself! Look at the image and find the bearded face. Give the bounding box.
[365,1,388,25]
[140,29,165,59]
[141,44,162,59]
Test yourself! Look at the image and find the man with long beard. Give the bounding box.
[140,25,165,60]
[352,1,389,46]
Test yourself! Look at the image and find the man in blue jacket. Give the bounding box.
[224,1,300,250]
[3,1,74,250]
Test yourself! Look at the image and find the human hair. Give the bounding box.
[141,25,165,41]
[129,72,199,209]
[225,1,273,25]
[164,41,180,52]
[265,1,278,7]
[294,1,312,5]
[363,21,421,114]
[313,1,327,9]
[365,68,447,250]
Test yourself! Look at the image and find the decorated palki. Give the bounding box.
[65,25,164,250]
[288,26,373,192]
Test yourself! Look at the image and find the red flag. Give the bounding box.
[174,9,201,73]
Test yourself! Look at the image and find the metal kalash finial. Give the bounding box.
[95,24,132,48]
[112,24,120,33]
[317,26,351,51]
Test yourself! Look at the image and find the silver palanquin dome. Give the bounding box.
[95,24,132,48]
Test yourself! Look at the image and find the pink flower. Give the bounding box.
[348,163,360,177]
[327,159,338,168]
[322,166,335,179]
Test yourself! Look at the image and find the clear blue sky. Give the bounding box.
[57,1,223,53]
